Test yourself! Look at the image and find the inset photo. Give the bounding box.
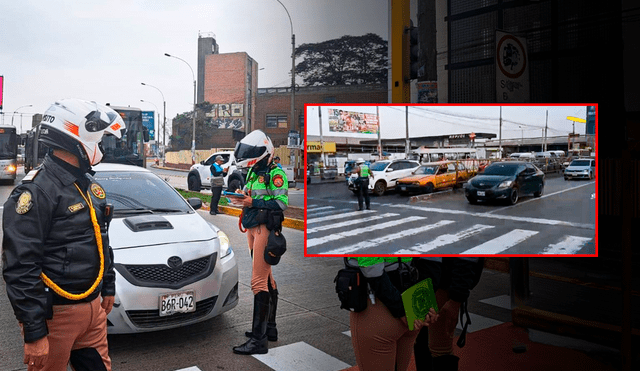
[304,104,597,257]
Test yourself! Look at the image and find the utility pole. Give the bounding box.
[499,106,503,157]
[405,106,410,155]
[377,106,382,159]
[544,110,548,152]
[319,107,324,168]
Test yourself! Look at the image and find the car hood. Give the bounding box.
[398,174,433,183]
[469,175,513,187]
[565,165,590,171]
[109,212,217,250]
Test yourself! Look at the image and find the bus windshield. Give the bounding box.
[102,106,146,167]
[0,127,18,160]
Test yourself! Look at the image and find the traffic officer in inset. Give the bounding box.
[352,158,373,210]
[2,98,124,371]
[209,155,228,215]
[228,130,288,355]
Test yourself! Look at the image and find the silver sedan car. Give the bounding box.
[93,163,239,334]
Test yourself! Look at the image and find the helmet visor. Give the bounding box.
[234,142,266,162]
[84,110,114,132]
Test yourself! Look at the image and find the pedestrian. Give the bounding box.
[209,155,228,215]
[352,158,373,210]
[2,98,125,371]
[228,130,288,355]
[413,257,485,371]
[349,257,438,371]
[273,156,283,169]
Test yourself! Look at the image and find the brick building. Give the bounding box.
[255,84,387,147]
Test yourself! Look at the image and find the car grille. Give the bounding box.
[472,181,495,190]
[126,296,218,328]
[115,253,217,289]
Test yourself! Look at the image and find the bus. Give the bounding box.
[0,126,18,183]
[24,104,149,172]
[408,146,481,172]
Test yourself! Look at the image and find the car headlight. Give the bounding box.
[498,180,513,189]
[217,230,232,258]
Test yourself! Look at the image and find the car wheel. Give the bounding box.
[467,196,478,204]
[564,176,568,180]
[425,183,434,194]
[508,188,519,205]
[589,171,593,180]
[374,180,386,196]
[533,183,543,197]
[188,174,201,192]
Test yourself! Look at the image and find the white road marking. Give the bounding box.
[174,367,202,371]
[307,213,400,233]
[306,206,335,212]
[456,312,503,333]
[306,210,344,218]
[307,216,427,248]
[252,341,350,371]
[387,204,594,230]
[306,204,318,208]
[307,210,376,224]
[460,229,539,254]
[542,235,592,254]
[318,220,455,254]
[479,295,512,310]
[396,224,495,254]
[343,330,351,337]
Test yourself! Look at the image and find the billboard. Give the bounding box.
[327,108,379,134]
[0,76,3,110]
[141,111,155,141]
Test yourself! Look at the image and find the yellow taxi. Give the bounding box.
[397,161,475,194]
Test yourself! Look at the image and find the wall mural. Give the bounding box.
[206,103,245,130]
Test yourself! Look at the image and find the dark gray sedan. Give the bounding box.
[464,161,545,205]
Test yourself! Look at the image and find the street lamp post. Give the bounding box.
[141,82,166,164]
[12,104,33,133]
[140,99,160,158]
[165,53,197,164]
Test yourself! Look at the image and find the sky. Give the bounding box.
[305,105,590,141]
[0,0,388,136]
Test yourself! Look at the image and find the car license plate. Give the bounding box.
[400,186,406,191]
[477,191,485,197]
[160,291,195,317]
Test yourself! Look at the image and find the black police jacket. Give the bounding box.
[2,154,115,343]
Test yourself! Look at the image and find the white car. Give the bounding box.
[349,160,420,196]
[187,151,246,192]
[93,163,239,334]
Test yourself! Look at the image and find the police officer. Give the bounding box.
[349,257,438,371]
[352,158,373,210]
[228,130,288,355]
[273,156,283,169]
[2,99,124,371]
[209,155,227,215]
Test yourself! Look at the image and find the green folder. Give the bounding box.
[401,278,438,331]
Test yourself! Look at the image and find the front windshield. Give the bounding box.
[94,171,192,215]
[482,164,519,176]
[570,160,592,167]
[370,161,390,171]
[415,166,438,175]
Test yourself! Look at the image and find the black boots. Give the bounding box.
[245,287,278,341]
[233,291,270,355]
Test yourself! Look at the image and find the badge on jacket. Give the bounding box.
[273,174,284,188]
[90,184,106,199]
[258,176,265,184]
[16,191,33,214]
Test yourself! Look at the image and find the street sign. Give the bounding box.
[496,31,530,103]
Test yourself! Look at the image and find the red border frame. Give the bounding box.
[303,103,598,258]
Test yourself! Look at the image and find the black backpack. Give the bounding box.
[334,258,368,312]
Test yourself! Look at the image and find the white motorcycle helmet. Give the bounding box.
[234,130,274,169]
[38,99,124,169]
[357,158,365,164]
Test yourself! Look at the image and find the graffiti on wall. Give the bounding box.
[206,103,245,130]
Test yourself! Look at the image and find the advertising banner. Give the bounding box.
[142,111,155,141]
[417,81,438,103]
[328,109,378,134]
[0,76,4,110]
[496,31,530,103]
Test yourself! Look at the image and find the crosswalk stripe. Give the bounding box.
[307,216,427,248]
[319,220,455,254]
[307,210,344,218]
[307,206,335,212]
[174,367,202,371]
[460,229,539,254]
[542,235,592,254]
[307,204,318,208]
[307,210,376,224]
[396,224,495,254]
[479,295,512,310]
[307,213,400,233]
[252,341,350,371]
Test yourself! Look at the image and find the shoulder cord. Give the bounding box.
[238,168,256,233]
[39,183,104,300]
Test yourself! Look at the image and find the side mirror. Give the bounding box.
[187,197,202,210]
[386,168,394,172]
[200,161,206,165]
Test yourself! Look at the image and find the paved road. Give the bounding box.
[306,175,596,255]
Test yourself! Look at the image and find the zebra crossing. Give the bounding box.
[306,204,595,255]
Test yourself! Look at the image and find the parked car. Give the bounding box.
[348,159,420,196]
[396,161,474,194]
[464,161,545,205]
[187,151,246,192]
[564,158,595,180]
[93,163,239,334]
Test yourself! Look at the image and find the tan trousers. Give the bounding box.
[247,224,277,295]
[32,296,111,371]
[350,299,419,371]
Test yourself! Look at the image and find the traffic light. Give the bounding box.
[409,21,421,80]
